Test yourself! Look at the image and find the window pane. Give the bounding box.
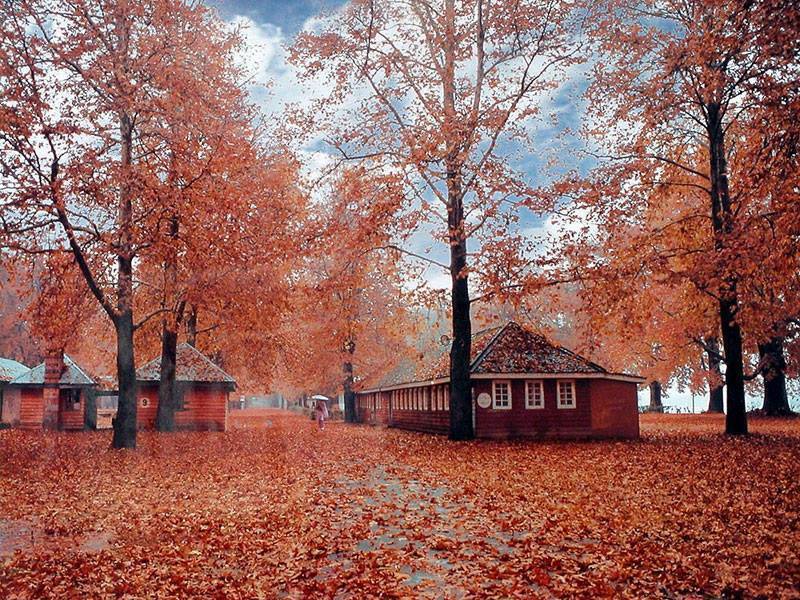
[494,382,511,408]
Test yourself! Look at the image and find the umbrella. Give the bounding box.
[311,394,330,400]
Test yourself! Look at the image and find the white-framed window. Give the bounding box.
[444,386,450,410]
[525,380,544,409]
[557,380,576,409]
[492,380,512,410]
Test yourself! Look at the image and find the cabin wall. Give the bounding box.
[18,387,44,430]
[136,384,229,431]
[359,377,640,440]
[356,391,390,425]
[1,387,21,425]
[474,379,593,439]
[358,384,450,435]
[58,388,86,431]
[589,379,640,439]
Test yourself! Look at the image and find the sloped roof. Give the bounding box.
[0,357,29,383]
[365,326,502,389]
[472,322,606,375]
[136,343,236,384]
[360,321,618,391]
[9,354,96,386]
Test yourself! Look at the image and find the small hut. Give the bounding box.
[0,357,30,426]
[356,321,643,439]
[135,343,236,431]
[7,352,97,430]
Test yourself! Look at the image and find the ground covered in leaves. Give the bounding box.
[1,412,798,598]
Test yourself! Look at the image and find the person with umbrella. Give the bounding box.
[312,394,329,431]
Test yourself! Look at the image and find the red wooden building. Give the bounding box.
[7,352,97,431]
[1,357,31,426]
[135,343,235,431]
[356,321,643,439]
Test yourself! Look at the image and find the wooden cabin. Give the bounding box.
[135,343,235,431]
[356,321,643,439]
[0,357,30,426]
[7,352,97,431]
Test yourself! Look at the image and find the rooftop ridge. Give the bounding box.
[176,342,237,383]
[469,321,513,371]
[136,343,236,383]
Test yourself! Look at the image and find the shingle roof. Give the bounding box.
[360,321,611,391]
[0,357,29,383]
[472,322,606,375]
[136,343,236,385]
[9,354,95,386]
[364,326,502,389]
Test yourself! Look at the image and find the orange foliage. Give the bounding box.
[271,168,418,400]
[1,412,798,597]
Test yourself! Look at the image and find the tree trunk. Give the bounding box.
[444,0,473,441]
[342,336,358,423]
[648,381,663,413]
[186,305,197,346]
[707,337,724,413]
[111,104,138,449]
[155,321,179,431]
[343,357,357,424]
[448,224,473,440]
[155,214,184,432]
[112,306,137,448]
[759,337,791,416]
[707,102,747,435]
[719,297,747,433]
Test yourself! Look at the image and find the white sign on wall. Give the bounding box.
[477,392,492,409]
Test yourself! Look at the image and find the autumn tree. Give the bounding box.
[140,151,305,420]
[291,0,586,439]
[270,167,418,420]
[0,260,42,366]
[0,0,256,447]
[568,0,799,433]
[125,33,304,431]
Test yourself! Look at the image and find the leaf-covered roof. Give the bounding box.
[136,343,236,385]
[9,354,95,386]
[471,322,606,375]
[361,321,610,390]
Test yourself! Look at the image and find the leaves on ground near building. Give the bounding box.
[1,412,798,598]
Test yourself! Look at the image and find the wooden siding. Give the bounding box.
[18,388,43,430]
[357,384,450,435]
[589,379,640,438]
[58,389,86,431]
[1,387,21,425]
[475,379,593,439]
[357,378,639,440]
[356,391,390,426]
[137,384,229,431]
